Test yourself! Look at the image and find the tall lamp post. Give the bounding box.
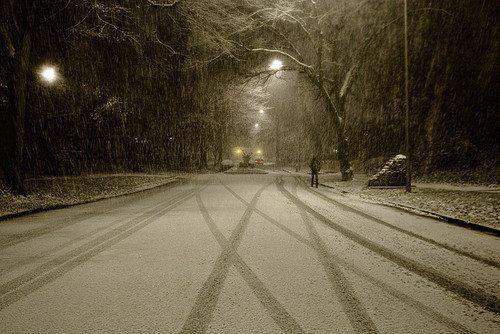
[403,0,411,192]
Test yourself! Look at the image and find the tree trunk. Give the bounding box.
[317,81,353,181]
[275,116,280,168]
[337,121,353,181]
[3,30,31,194]
[335,99,353,181]
[197,125,207,170]
[215,128,223,168]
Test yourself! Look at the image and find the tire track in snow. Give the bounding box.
[0,182,191,276]
[296,177,499,269]
[179,179,273,334]
[0,214,126,276]
[277,177,499,314]
[291,182,379,334]
[0,178,186,251]
[224,177,477,333]
[194,190,304,333]
[0,182,203,310]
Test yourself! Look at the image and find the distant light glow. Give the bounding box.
[39,65,58,83]
[235,148,243,155]
[259,109,264,114]
[269,59,283,71]
[256,150,262,154]
[254,123,259,128]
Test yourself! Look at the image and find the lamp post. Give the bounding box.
[403,0,411,192]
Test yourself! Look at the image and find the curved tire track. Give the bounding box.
[0,183,191,276]
[223,178,478,333]
[194,190,305,333]
[297,177,499,269]
[277,177,499,314]
[292,183,379,334]
[0,214,126,276]
[0,178,186,251]
[0,183,202,310]
[179,179,275,334]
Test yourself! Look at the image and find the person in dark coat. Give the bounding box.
[309,156,321,187]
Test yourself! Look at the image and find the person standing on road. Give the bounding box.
[309,155,321,188]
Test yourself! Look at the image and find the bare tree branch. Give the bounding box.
[0,22,15,57]
[340,65,356,99]
[147,0,181,7]
[251,48,314,71]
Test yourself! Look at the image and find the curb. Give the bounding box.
[225,168,269,175]
[0,176,182,222]
[319,182,500,237]
[374,201,500,237]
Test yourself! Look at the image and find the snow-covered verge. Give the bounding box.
[319,173,499,230]
[225,166,268,174]
[0,173,179,218]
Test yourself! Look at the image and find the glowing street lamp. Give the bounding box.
[39,65,58,84]
[269,59,283,71]
[256,149,262,155]
[254,123,259,128]
[235,148,243,155]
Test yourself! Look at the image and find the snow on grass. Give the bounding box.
[359,187,499,229]
[0,173,178,217]
[320,173,500,230]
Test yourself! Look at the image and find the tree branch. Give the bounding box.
[251,48,314,71]
[147,0,181,7]
[0,22,15,57]
[340,65,356,99]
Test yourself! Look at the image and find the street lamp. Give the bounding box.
[269,59,283,71]
[256,149,262,155]
[38,65,58,84]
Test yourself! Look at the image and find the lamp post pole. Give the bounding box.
[404,0,412,192]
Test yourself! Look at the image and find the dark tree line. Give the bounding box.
[246,0,497,181]
[1,0,497,194]
[345,0,498,181]
[1,1,198,193]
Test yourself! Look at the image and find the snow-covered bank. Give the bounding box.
[0,173,180,219]
[318,173,499,230]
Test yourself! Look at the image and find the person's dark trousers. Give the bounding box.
[311,172,318,187]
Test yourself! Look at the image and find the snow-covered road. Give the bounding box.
[0,173,498,333]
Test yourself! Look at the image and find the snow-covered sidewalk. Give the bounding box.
[0,173,180,219]
[314,173,499,231]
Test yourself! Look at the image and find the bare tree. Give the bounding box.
[243,0,366,180]
[0,1,37,194]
